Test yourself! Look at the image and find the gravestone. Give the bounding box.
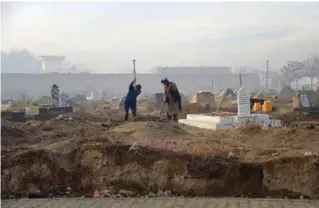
[254,90,267,99]
[277,85,296,103]
[305,91,319,107]
[300,94,310,107]
[219,88,236,99]
[180,93,190,106]
[191,91,215,107]
[237,86,251,117]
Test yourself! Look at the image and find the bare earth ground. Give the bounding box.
[1,102,319,200]
[2,197,319,208]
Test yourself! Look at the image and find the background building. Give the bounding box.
[40,55,65,72]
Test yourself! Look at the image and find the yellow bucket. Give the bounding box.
[263,100,273,112]
[253,102,262,111]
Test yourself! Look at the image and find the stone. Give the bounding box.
[277,85,296,103]
[227,152,235,158]
[164,190,172,197]
[237,86,251,117]
[128,191,138,197]
[119,189,130,197]
[156,189,164,197]
[179,113,282,130]
[218,88,236,99]
[190,91,216,107]
[101,189,111,197]
[305,91,319,107]
[179,119,235,130]
[186,114,235,124]
[148,192,156,197]
[253,90,267,99]
[180,93,190,106]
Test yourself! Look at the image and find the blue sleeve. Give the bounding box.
[129,80,135,91]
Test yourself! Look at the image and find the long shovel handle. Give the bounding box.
[159,93,168,117]
[133,59,136,86]
[159,101,165,117]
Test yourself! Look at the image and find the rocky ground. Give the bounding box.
[1,103,319,200]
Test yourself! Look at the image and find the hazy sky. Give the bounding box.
[2,2,319,73]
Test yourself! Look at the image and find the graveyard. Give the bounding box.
[1,85,319,199]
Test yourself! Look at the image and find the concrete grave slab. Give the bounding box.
[186,114,235,124]
[178,119,235,130]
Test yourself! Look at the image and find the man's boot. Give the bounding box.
[173,114,178,121]
[166,112,172,120]
[124,113,129,121]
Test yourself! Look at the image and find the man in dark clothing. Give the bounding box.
[124,78,142,121]
[161,78,182,121]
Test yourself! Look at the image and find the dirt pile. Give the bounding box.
[112,121,191,140]
[1,124,26,139]
[1,121,33,146]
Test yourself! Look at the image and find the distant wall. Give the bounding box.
[212,73,260,93]
[156,66,232,75]
[1,73,261,98]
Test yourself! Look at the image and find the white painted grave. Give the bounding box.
[179,86,282,130]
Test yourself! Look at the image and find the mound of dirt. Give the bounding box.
[1,122,32,146]
[112,121,191,140]
[1,124,26,138]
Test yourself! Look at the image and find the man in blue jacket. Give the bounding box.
[124,78,142,121]
[161,78,182,121]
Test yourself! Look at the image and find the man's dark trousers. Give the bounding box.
[124,102,137,121]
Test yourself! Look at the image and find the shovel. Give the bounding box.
[159,93,168,119]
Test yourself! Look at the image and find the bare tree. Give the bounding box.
[303,53,319,88]
[280,60,305,89]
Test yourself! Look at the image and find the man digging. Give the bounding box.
[124,78,142,121]
[161,78,182,121]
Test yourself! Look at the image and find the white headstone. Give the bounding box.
[300,94,310,107]
[237,86,251,117]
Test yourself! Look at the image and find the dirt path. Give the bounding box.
[2,197,318,208]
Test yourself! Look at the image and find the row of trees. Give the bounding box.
[279,53,319,87]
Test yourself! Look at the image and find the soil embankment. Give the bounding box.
[1,112,319,199]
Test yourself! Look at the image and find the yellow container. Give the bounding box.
[263,100,273,112]
[253,102,262,111]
